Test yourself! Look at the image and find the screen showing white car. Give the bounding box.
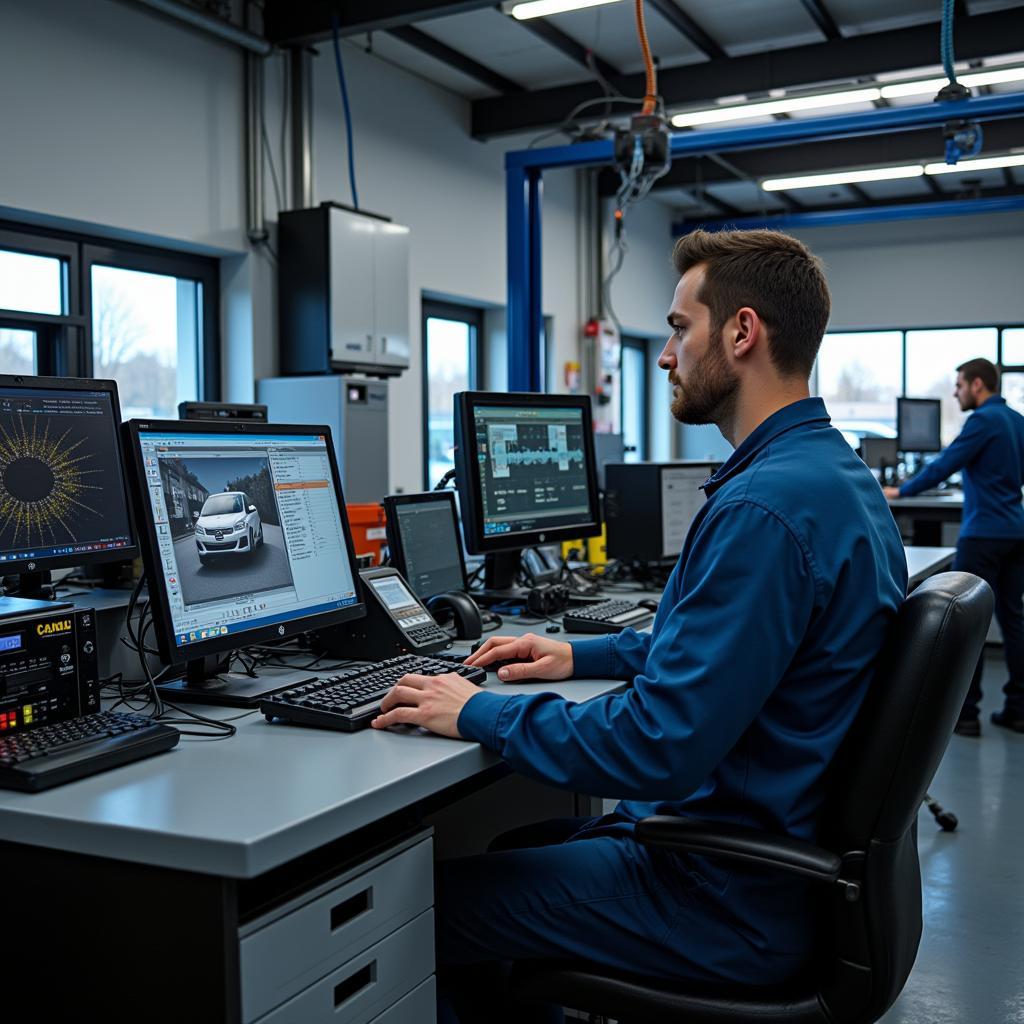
[136,429,359,650]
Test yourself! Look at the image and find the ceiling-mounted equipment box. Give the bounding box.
[278,203,410,377]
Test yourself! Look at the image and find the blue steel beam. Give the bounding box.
[671,195,1024,234]
[505,91,1024,390]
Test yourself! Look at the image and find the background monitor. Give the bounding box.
[860,436,898,470]
[0,374,137,614]
[897,398,943,453]
[453,391,601,592]
[383,491,469,600]
[123,418,365,705]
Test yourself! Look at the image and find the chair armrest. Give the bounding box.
[636,815,843,886]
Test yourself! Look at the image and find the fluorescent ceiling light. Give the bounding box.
[506,0,621,19]
[762,165,923,191]
[880,66,1024,98]
[671,88,881,128]
[925,154,1024,175]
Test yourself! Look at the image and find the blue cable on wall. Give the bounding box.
[331,15,360,210]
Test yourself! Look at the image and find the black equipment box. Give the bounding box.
[178,401,268,421]
[605,462,719,562]
[0,608,100,735]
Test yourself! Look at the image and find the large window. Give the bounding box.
[422,299,483,489]
[815,325,1022,448]
[0,223,218,410]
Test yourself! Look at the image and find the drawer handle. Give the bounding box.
[330,888,372,931]
[334,962,376,1008]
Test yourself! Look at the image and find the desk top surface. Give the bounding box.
[0,546,952,879]
[887,492,964,509]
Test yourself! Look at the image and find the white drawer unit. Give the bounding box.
[368,977,436,1024]
[239,834,433,1023]
[254,911,434,1024]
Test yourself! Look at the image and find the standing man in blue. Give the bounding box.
[373,229,907,1023]
[884,359,1024,735]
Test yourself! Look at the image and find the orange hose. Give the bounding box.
[635,0,657,115]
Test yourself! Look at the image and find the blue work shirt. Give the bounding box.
[899,395,1024,539]
[459,397,907,981]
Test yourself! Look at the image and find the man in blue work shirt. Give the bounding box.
[884,358,1024,735]
[373,229,907,1022]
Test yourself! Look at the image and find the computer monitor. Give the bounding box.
[122,418,365,705]
[383,491,469,600]
[897,398,942,453]
[860,436,898,470]
[0,375,137,617]
[453,391,602,593]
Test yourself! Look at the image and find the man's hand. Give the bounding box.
[883,486,901,500]
[370,672,481,737]
[463,632,573,682]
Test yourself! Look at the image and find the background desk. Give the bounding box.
[1,548,954,1020]
[888,493,964,547]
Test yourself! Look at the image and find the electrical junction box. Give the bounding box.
[278,203,410,377]
[257,375,389,503]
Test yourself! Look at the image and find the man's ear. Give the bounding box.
[732,307,761,360]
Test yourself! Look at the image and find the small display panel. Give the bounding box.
[371,575,420,612]
[0,634,22,653]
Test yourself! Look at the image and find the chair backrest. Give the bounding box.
[817,571,993,1024]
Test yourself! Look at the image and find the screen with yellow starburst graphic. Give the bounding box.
[0,387,133,564]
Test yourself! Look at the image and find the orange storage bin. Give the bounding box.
[346,503,388,566]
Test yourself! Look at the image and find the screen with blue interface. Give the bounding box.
[136,429,358,650]
[473,404,594,538]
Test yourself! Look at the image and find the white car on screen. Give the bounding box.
[194,491,263,564]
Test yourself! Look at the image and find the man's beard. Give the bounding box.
[669,331,739,426]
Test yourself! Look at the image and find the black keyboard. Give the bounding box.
[0,711,180,793]
[260,654,488,732]
[562,599,655,634]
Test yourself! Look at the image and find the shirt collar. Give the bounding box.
[703,397,831,496]
[980,395,1006,409]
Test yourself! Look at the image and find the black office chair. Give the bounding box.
[511,571,993,1024]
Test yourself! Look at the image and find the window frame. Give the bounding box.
[421,298,485,490]
[0,220,219,399]
[620,334,650,461]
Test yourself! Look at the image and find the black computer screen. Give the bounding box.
[472,404,593,539]
[0,385,134,566]
[897,398,942,452]
[391,498,466,599]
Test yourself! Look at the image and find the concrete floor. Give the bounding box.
[882,650,1024,1024]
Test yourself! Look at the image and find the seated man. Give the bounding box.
[372,228,908,1022]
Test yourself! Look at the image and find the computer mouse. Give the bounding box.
[545,624,562,634]
[638,599,660,612]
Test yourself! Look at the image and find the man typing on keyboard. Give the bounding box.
[371,229,907,1024]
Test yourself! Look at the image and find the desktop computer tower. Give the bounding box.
[257,376,389,502]
[605,462,719,562]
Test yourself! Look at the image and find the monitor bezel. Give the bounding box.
[122,417,366,666]
[383,490,470,598]
[0,374,139,574]
[453,391,603,554]
[897,397,943,453]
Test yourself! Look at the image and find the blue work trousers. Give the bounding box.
[434,817,782,1024]
[954,537,1024,719]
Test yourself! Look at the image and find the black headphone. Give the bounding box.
[526,583,570,617]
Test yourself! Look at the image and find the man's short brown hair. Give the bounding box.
[956,357,999,393]
[671,228,831,379]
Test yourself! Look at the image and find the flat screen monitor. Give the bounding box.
[860,436,898,469]
[123,418,364,704]
[383,491,468,600]
[897,398,942,453]
[453,392,601,592]
[0,375,137,614]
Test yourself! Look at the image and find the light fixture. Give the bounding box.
[762,166,924,191]
[670,87,882,128]
[925,153,1024,175]
[505,0,621,20]
[880,66,1024,99]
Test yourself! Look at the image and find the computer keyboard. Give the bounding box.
[562,599,655,634]
[0,711,180,793]
[260,654,488,732]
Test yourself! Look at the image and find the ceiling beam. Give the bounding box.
[264,0,495,46]
[596,117,1024,195]
[386,25,525,94]
[797,0,842,41]
[472,7,1022,137]
[514,17,620,80]
[646,0,726,60]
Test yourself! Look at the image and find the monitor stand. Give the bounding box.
[471,550,533,607]
[0,572,73,621]
[155,656,318,709]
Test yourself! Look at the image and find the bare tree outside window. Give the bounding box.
[0,329,35,375]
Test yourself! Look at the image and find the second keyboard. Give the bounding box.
[562,599,655,634]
